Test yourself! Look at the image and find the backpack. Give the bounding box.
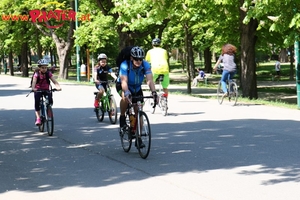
[115,46,145,77]
[29,70,51,88]
[115,46,134,77]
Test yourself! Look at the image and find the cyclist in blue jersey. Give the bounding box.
[116,46,158,130]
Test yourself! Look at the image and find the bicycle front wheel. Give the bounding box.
[228,81,238,106]
[217,81,224,105]
[108,96,117,124]
[136,111,151,159]
[38,116,45,132]
[95,103,104,122]
[46,105,54,136]
[120,124,132,152]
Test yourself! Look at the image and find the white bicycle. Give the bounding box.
[148,74,168,116]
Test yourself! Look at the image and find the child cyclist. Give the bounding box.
[31,59,62,125]
[94,53,117,108]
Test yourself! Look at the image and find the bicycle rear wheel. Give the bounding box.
[217,81,224,105]
[148,92,155,114]
[228,81,238,106]
[46,105,54,136]
[136,111,151,159]
[160,97,168,116]
[108,95,117,124]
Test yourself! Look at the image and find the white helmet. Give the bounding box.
[97,53,107,61]
[37,59,49,66]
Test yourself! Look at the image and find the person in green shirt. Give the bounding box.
[145,38,170,98]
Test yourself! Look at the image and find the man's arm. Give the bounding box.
[145,73,156,92]
[120,75,129,92]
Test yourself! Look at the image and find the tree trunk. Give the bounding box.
[184,23,193,94]
[8,51,14,76]
[204,47,212,73]
[51,21,74,79]
[117,29,133,50]
[36,32,42,59]
[56,47,70,79]
[20,42,29,77]
[289,45,294,80]
[239,0,258,99]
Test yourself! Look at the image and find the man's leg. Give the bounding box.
[162,73,170,98]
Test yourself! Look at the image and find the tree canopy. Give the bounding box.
[0,0,299,98]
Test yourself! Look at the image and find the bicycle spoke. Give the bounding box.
[217,81,224,105]
[46,106,54,136]
[95,101,104,122]
[120,123,132,152]
[160,97,168,116]
[38,116,45,132]
[136,111,151,159]
[108,96,118,124]
[229,82,238,106]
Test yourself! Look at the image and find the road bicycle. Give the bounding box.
[119,95,156,159]
[26,88,58,136]
[217,77,238,106]
[148,74,168,116]
[94,80,117,124]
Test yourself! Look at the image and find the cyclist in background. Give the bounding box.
[94,53,117,108]
[213,44,237,97]
[31,59,61,125]
[145,38,170,99]
[116,46,158,147]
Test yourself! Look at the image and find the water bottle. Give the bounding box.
[129,114,136,128]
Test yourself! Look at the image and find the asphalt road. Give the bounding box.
[1,74,300,200]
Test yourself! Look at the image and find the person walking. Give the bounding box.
[275,58,281,81]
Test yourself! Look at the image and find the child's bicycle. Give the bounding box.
[26,88,58,136]
[217,78,238,106]
[119,95,156,159]
[148,74,168,116]
[94,80,117,124]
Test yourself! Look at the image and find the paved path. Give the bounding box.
[1,74,300,200]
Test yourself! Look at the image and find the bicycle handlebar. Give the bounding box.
[127,95,157,108]
[26,88,60,97]
[94,80,115,84]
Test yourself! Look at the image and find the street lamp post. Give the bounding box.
[294,41,300,108]
[75,0,80,82]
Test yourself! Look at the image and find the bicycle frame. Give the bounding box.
[26,89,57,136]
[100,85,112,112]
[217,77,238,106]
[94,80,117,124]
[151,75,168,116]
[120,95,156,159]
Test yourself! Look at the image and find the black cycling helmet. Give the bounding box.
[37,59,49,66]
[130,46,145,59]
[152,38,161,46]
[97,53,107,61]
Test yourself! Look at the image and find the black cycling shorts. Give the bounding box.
[115,82,144,103]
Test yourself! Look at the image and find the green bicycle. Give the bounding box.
[94,81,118,124]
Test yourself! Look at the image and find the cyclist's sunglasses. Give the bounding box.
[133,57,143,61]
